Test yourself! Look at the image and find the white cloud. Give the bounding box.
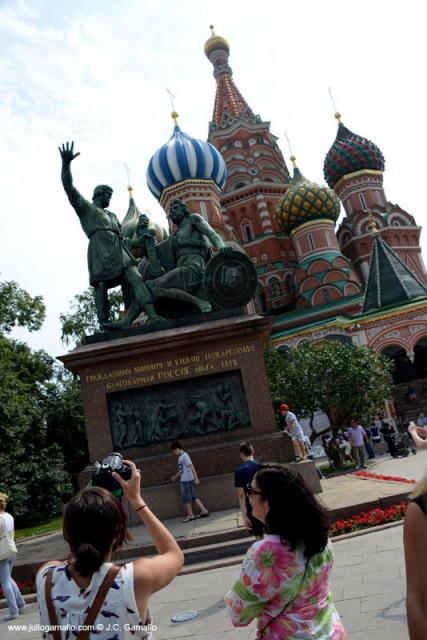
[1,0,426,355]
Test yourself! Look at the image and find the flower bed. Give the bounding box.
[331,500,408,536]
[353,470,416,484]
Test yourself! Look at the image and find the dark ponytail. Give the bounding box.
[63,487,132,576]
[73,543,102,575]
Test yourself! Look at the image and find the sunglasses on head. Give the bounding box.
[246,482,262,496]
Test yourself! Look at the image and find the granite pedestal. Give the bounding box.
[60,313,320,519]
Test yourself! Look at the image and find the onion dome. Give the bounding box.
[204,25,230,58]
[146,112,227,201]
[324,114,385,188]
[275,157,340,235]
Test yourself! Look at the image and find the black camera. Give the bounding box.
[92,452,132,492]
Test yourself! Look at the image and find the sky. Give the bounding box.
[1,0,426,358]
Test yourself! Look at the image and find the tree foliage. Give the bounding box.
[264,341,394,440]
[60,287,123,346]
[44,366,89,486]
[0,279,45,332]
[0,336,72,521]
[0,278,88,523]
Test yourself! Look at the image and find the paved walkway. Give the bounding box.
[1,524,408,639]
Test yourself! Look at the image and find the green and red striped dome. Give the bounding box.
[323,122,385,188]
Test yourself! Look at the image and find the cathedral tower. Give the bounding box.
[324,113,426,282]
[204,28,294,312]
[275,158,362,308]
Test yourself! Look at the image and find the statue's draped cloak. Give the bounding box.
[68,188,136,285]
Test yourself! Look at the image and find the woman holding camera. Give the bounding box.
[224,464,347,639]
[36,460,183,639]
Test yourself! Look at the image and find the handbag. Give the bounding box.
[0,515,17,561]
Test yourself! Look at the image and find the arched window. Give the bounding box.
[199,201,207,220]
[359,193,368,212]
[269,277,282,298]
[375,191,384,206]
[243,224,253,242]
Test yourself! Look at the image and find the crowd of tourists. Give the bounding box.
[2,409,427,639]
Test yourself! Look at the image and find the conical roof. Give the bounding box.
[324,122,385,188]
[363,235,427,312]
[204,28,258,129]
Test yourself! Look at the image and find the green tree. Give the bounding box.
[0,336,72,521]
[265,341,394,440]
[0,279,78,523]
[60,287,123,345]
[0,279,45,332]
[44,365,89,486]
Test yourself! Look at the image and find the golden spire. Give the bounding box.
[171,111,179,127]
[204,26,230,57]
[166,89,179,127]
[367,208,379,234]
[328,87,342,123]
[124,163,133,199]
[284,132,297,168]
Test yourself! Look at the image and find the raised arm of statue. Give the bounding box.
[59,141,83,210]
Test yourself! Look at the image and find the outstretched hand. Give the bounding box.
[112,459,142,503]
[59,141,80,163]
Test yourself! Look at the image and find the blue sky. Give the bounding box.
[1,0,426,356]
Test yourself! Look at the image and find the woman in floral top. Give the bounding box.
[224,464,347,639]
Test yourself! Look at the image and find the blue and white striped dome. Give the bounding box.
[146,123,227,200]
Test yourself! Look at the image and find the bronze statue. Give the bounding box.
[60,143,257,332]
[138,199,232,316]
[59,142,163,327]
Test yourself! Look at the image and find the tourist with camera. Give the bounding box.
[36,459,184,639]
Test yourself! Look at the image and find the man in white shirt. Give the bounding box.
[171,441,209,522]
[279,404,306,461]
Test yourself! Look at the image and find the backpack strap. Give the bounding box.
[45,568,61,640]
[45,564,121,640]
[78,565,121,640]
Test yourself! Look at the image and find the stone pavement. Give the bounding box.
[1,523,408,639]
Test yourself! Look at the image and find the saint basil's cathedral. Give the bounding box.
[133,29,427,415]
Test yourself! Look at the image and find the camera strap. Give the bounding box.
[45,564,121,640]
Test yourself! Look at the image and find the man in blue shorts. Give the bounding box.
[171,441,209,522]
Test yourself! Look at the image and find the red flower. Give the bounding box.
[354,471,416,484]
[330,501,407,536]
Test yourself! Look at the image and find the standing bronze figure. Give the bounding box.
[59,142,162,327]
